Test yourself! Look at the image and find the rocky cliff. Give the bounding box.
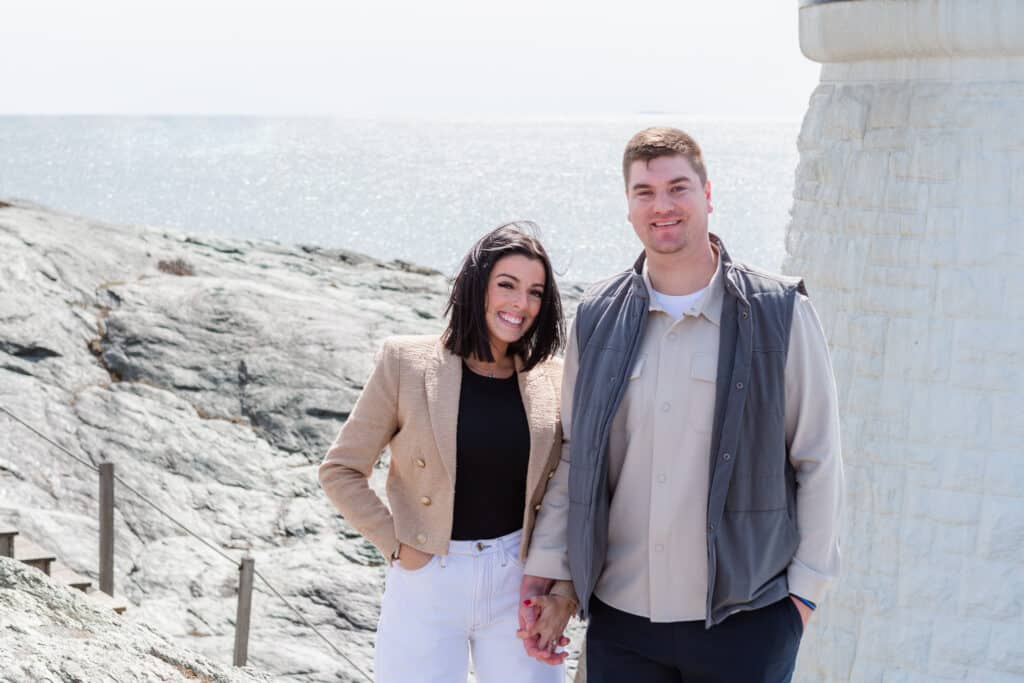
[0,556,269,682]
[0,200,584,681]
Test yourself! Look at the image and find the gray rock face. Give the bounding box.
[0,556,269,682]
[0,201,585,681]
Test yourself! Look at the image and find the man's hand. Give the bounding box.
[789,595,812,628]
[518,594,574,664]
[518,575,569,665]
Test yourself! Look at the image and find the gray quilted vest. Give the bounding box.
[567,235,806,627]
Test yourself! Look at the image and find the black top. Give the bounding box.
[450,363,530,541]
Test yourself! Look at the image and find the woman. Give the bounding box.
[319,223,575,682]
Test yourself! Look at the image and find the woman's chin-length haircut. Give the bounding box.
[442,221,564,372]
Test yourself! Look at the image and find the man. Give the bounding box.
[518,127,843,682]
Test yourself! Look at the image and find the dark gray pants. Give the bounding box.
[586,596,804,683]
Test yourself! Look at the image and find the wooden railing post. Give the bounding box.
[233,556,255,667]
[99,462,115,596]
[0,527,17,558]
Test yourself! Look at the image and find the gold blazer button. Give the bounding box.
[415,458,426,467]
[534,503,542,512]
[421,496,432,506]
[416,533,427,544]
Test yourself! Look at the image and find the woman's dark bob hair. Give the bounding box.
[442,221,564,371]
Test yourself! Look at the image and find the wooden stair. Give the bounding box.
[14,537,57,576]
[1,525,129,614]
[51,560,95,592]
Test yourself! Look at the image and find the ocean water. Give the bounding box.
[0,116,800,283]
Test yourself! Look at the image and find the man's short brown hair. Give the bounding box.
[622,127,708,188]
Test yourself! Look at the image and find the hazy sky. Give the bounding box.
[0,0,820,119]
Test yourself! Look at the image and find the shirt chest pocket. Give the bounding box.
[687,352,718,434]
[613,354,648,439]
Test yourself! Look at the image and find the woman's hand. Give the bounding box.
[396,543,433,571]
[517,594,574,664]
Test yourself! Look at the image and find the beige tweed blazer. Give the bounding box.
[319,335,563,561]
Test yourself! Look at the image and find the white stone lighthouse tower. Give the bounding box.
[788,1,1024,681]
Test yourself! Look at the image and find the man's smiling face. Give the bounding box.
[626,154,713,258]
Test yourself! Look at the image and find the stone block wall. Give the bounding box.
[788,2,1024,681]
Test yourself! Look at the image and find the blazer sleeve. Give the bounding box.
[524,322,576,581]
[318,337,401,558]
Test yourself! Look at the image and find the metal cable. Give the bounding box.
[251,567,374,681]
[0,403,372,681]
[1,404,96,471]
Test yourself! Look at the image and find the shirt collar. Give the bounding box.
[642,244,724,327]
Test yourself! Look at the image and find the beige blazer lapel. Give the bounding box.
[517,360,557,497]
[424,343,461,487]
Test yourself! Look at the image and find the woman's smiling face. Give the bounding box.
[483,254,546,356]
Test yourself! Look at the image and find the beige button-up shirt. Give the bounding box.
[526,252,843,622]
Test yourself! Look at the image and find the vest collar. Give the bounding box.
[630,233,747,310]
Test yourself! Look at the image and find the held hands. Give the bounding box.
[517,575,573,665]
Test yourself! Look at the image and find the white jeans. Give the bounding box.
[374,529,564,683]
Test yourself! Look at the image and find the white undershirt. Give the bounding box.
[650,286,708,320]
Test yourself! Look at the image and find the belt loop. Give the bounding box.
[498,539,508,567]
[439,554,447,568]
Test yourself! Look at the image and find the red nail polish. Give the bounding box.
[523,599,532,606]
